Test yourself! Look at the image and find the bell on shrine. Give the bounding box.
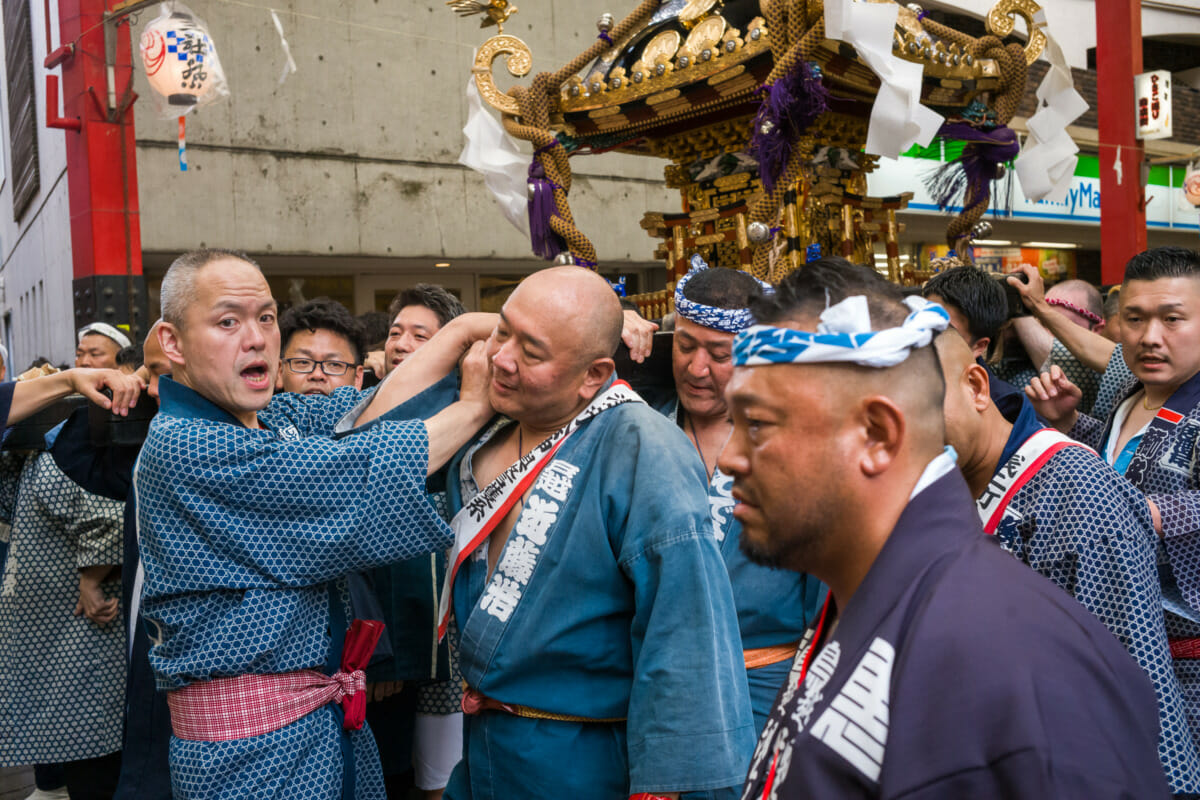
[139,3,228,118]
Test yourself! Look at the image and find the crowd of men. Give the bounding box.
[2,244,1200,799]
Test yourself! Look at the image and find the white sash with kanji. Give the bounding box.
[975,428,1093,534]
[437,380,642,639]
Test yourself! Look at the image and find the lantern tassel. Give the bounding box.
[178,116,188,172]
[527,159,564,259]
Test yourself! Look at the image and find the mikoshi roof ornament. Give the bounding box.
[453,0,1079,286]
[139,2,229,170]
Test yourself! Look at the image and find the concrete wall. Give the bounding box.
[0,0,75,369]
[131,0,680,266]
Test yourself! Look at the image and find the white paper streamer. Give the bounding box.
[270,10,298,86]
[1014,24,1088,204]
[824,0,943,160]
[458,77,530,236]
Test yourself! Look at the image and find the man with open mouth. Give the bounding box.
[133,248,497,800]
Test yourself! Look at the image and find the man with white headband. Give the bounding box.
[724,259,1167,798]
[76,322,132,369]
[657,255,826,735]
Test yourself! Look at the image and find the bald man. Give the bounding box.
[1009,268,1109,414]
[437,267,753,799]
[936,329,1200,793]
[724,261,1166,799]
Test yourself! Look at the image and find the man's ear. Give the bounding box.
[354,365,365,391]
[858,395,905,478]
[159,323,186,369]
[580,357,616,400]
[275,363,285,392]
[1092,319,1106,334]
[970,335,991,361]
[965,363,992,411]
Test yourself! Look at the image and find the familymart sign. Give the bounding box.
[868,143,1198,232]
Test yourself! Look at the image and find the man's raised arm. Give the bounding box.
[355,312,497,427]
[1009,264,1115,373]
[8,368,144,425]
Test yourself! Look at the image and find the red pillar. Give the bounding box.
[52,0,146,341]
[1096,0,1146,286]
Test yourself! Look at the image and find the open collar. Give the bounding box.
[158,375,250,428]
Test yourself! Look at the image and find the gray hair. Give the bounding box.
[160,248,261,328]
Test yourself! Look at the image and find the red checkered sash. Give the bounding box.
[168,618,384,741]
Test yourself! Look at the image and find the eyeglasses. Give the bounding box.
[282,358,355,376]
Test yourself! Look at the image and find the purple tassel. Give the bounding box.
[528,160,566,259]
[748,61,829,194]
[926,124,1020,212]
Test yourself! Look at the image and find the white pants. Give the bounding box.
[413,712,463,790]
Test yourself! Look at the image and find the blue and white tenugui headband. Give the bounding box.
[732,295,950,368]
[674,254,774,333]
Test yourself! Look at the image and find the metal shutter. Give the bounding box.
[4,0,40,221]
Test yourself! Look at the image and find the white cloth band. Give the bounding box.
[78,322,132,350]
[733,295,950,368]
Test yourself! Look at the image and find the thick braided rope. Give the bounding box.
[764,0,792,59]
[946,37,1027,254]
[918,17,975,54]
[748,12,826,278]
[498,0,660,267]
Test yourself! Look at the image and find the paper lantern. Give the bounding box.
[139,3,228,118]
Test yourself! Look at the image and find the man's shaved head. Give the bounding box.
[508,267,624,363]
[933,326,976,376]
[750,258,946,456]
[1047,279,1104,328]
[487,267,623,431]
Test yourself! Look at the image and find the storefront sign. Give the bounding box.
[1135,70,1172,141]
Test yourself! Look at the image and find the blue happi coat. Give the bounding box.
[1073,364,1200,757]
[741,458,1169,799]
[136,377,454,800]
[990,399,1200,792]
[444,392,755,799]
[658,399,826,731]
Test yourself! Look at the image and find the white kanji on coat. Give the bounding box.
[515,495,559,546]
[535,461,580,502]
[480,575,523,622]
[497,535,540,585]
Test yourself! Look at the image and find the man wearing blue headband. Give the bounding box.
[663,255,826,736]
[724,259,1166,799]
